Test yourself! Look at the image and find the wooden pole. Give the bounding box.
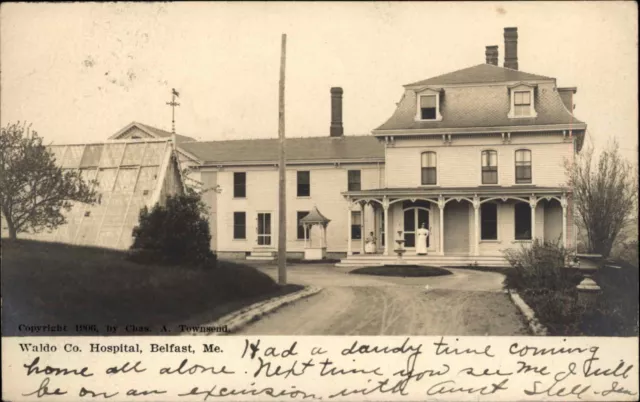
[277,34,287,285]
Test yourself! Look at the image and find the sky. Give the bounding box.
[1,2,637,163]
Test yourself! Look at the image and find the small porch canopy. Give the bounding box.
[300,206,331,250]
[342,185,571,256]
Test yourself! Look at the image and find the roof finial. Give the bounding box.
[166,88,180,134]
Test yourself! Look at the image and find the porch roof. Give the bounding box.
[344,185,568,198]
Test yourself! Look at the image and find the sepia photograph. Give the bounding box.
[1,2,638,342]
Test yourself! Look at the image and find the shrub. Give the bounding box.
[505,241,638,336]
[502,239,580,291]
[130,193,215,266]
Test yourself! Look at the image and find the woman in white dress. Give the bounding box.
[365,231,376,254]
[416,223,430,255]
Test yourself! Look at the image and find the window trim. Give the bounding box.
[350,210,362,240]
[296,170,311,198]
[414,88,443,122]
[347,170,361,192]
[480,202,499,241]
[233,211,247,240]
[514,149,533,184]
[480,149,499,185]
[296,211,310,240]
[420,151,438,186]
[514,202,532,241]
[233,171,246,198]
[508,84,537,119]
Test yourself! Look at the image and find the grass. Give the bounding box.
[350,265,452,277]
[1,239,301,336]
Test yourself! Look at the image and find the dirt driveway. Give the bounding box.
[237,265,529,336]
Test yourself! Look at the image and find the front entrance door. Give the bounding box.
[257,213,272,246]
[403,208,429,248]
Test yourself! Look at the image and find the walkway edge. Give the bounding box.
[183,286,323,336]
[508,289,549,336]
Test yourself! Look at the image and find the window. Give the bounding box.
[421,152,437,185]
[348,170,361,191]
[514,202,532,240]
[481,150,498,184]
[233,212,246,239]
[481,203,498,240]
[514,91,531,117]
[297,171,310,197]
[297,211,309,240]
[508,85,537,118]
[515,150,532,184]
[351,211,362,240]
[419,95,437,120]
[233,172,246,198]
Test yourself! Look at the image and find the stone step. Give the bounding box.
[246,255,276,261]
[250,252,275,257]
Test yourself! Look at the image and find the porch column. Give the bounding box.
[323,224,328,249]
[347,199,352,256]
[304,224,308,248]
[530,195,537,241]
[383,196,390,256]
[561,194,568,248]
[473,195,480,256]
[360,201,366,255]
[438,195,445,256]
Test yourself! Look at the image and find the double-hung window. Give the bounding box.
[515,149,532,184]
[421,152,437,185]
[481,150,498,184]
[297,171,310,197]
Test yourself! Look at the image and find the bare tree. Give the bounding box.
[566,139,637,257]
[1,122,98,240]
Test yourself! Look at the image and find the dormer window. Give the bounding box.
[415,87,443,121]
[514,92,531,116]
[508,83,537,119]
[420,95,437,120]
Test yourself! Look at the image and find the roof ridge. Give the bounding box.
[405,64,486,87]
[181,134,376,145]
[405,63,556,87]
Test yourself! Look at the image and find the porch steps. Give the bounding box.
[246,249,276,261]
[335,254,509,268]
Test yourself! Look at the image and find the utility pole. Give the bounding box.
[277,34,287,285]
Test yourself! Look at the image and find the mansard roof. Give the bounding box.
[405,64,555,87]
[375,64,585,134]
[178,135,384,165]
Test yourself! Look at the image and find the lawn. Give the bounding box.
[350,265,452,277]
[1,240,300,336]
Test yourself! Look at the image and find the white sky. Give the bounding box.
[1,2,637,163]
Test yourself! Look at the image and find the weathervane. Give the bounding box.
[166,88,180,134]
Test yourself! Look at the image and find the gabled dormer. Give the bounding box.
[507,82,538,119]
[414,86,443,122]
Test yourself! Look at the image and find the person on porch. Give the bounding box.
[416,223,430,255]
[365,231,376,254]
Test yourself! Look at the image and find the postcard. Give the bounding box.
[1,2,638,401]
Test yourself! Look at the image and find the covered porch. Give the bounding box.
[340,186,572,266]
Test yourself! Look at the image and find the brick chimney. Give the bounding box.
[504,27,518,70]
[330,87,344,137]
[485,45,498,66]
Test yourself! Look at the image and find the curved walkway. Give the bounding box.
[237,265,529,336]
